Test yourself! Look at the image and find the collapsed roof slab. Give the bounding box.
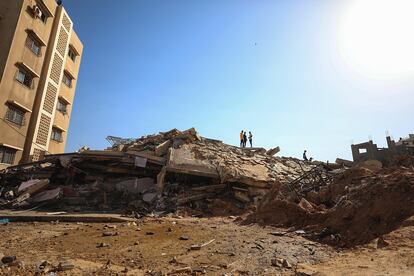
[167,144,219,179]
[166,143,276,188]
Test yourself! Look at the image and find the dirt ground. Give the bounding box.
[304,215,414,276]
[0,216,413,275]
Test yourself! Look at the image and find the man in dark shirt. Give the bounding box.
[303,150,308,161]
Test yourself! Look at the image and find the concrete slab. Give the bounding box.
[0,210,136,223]
[167,144,219,178]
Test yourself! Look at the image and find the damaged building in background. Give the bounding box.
[351,134,414,164]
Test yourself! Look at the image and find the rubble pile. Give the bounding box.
[245,165,414,247]
[0,128,314,217]
[389,154,414,167]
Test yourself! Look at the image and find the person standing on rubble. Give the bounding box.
[243,131,248,148]
[303,150,308,161]
[248,131,253,147]
[240,130,244,147]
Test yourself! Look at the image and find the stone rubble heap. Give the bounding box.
[0,128,318,216]
[246,164,414,247]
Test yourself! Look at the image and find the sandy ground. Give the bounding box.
[0,216,413,275]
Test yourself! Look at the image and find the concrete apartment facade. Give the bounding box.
[0,0,83,169]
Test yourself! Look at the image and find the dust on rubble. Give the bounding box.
[246,165,414,247]
[1,128,414,275]
[300,215,414,276]
[0,128,311,218]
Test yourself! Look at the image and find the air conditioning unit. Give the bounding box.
[32,5,42,19]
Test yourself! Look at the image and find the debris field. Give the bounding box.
[0,128,413,275]
[0,128,313,217]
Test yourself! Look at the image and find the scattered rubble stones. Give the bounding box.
[271,258,292,269]
[377,237,389,249]
[1,256,16,264]
[104,225,117,229]
[246,166,414,247]
[172,266,192,273]
[0,128,312,218]
[102,231,118,237]
[270,231,286,236]
[57,261,74,271]
[190,244,201,250]
[142,192,157,203]
[283,259,292,268]
[295,263,319,276]
[271,258,283,267]
[1,126,413,270]
[38,260,49,270]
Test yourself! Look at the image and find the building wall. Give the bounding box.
[0,0,82,169]
[351,135,414,165]
[48,19,83,154]
[0,0,24,82]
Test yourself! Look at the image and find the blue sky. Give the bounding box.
[63,0,414,161]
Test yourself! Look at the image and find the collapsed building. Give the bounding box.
[1,127,413,251]
[0,128,319,217]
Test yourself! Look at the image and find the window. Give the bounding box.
[0,146,17,165]
[5,106,25,126]
[29,4,48,24]
[56,99,67,114]
[359,148,367,154]
[62,73,72,88]
[26,35,41,56]
[40,12,47,23]
[16,69,33,88]
[36,5,47,24]
[51,128,63,142]
[68,48,76,61]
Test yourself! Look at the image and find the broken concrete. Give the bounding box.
[0,128,310,217]
[266,146,280,156]
[17,179,49,195]
[114,177,154,194]
[0,128,413,274]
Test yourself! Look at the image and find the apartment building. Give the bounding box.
[0,0,83,169]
